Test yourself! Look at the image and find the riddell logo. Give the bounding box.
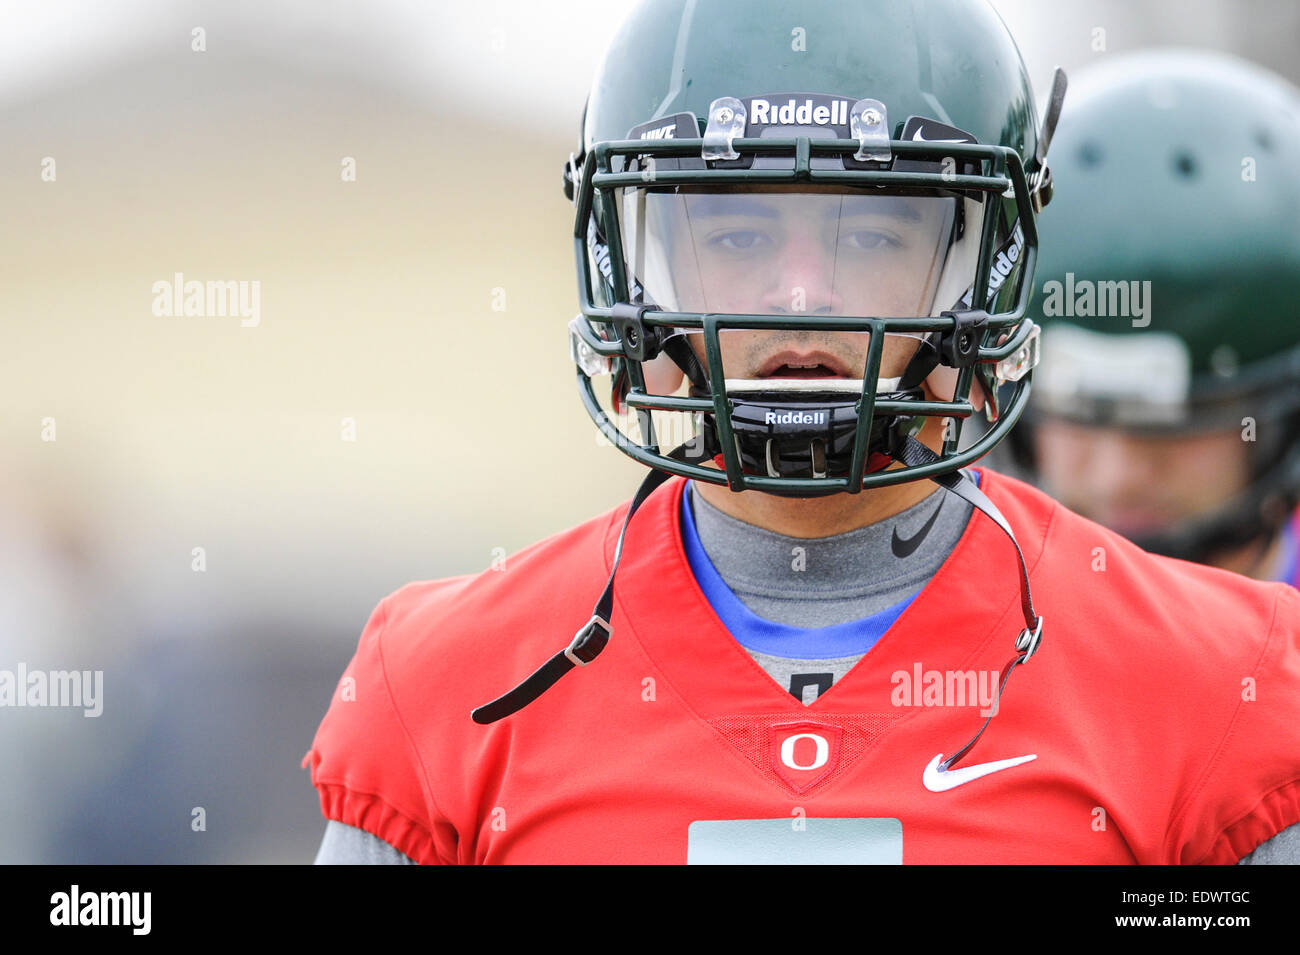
[765,410,827,426]
[749,97,850,128]
[987,220,1025,296]
[960,220,1025,310]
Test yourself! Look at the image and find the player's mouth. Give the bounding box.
[755,350,857,379]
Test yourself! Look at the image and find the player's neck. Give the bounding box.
[690,422,945,539]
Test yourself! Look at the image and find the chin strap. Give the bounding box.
[895,436,1044,770]
[472,444,705,725]
[473,437,1046,769]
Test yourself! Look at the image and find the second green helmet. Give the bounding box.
[1024,49,1300,560]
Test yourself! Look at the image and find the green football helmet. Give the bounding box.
[1019,50,1300,562]
[474,0,1060,727]
[564,0,1059,497]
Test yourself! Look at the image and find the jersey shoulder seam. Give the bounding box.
[374,594,457,864]
[1170,583,1290,862]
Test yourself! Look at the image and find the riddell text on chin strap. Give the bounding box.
[471,437,1044,772]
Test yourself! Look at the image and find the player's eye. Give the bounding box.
[842,229,902,251]
[708,230,770,251]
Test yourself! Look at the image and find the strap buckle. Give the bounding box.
[563,151,584,202]
[937,309,990,368]
[610,302,664,362]
[565,615,611,667]
[1029,163,1053,213]
[1015,615,1044,659]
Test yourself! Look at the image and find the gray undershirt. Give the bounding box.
[688,479,970,703]
[313,477,1297,863]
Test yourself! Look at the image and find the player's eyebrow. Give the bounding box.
[838,195,924,221]
[684,193,926,222]
[685,195,780,218]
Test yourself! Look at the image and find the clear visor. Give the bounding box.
[618,185,965,317]
[614,185,981,388]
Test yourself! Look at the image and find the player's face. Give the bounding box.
[1032,418,1251,541]
[634,185,957,390]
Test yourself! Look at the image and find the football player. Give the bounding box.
[1010,51,1300,587]
[305,0,1300,864]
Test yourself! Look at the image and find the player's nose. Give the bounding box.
[758,229,843,314]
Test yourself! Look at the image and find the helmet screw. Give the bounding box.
[715,106,734,124]
[862,108,882,126]
[625,326,639,347]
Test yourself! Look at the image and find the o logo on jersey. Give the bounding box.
[780,733,829,771]
[769,721,844,793]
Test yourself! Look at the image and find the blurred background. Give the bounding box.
[1,0,1296,863]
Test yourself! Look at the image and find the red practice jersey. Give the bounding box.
[304,468,1300,864]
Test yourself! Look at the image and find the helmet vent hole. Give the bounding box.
[810,439,827,479]
[1173,151,1198,179]
[1078,141,1104,168]
[1254,128,1275,152]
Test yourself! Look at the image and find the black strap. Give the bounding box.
[897,435,1044,770]
[662,334,711,392]
[898,437,1039,635]
[472,446,699,725]
[473,436,1046,770]
[896,335,942,391]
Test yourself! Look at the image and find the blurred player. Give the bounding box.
[1011,51,1300,586]
[305,0,1300,864]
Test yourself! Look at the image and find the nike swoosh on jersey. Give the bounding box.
[922,753,1037,792]
[891,500,944,558]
